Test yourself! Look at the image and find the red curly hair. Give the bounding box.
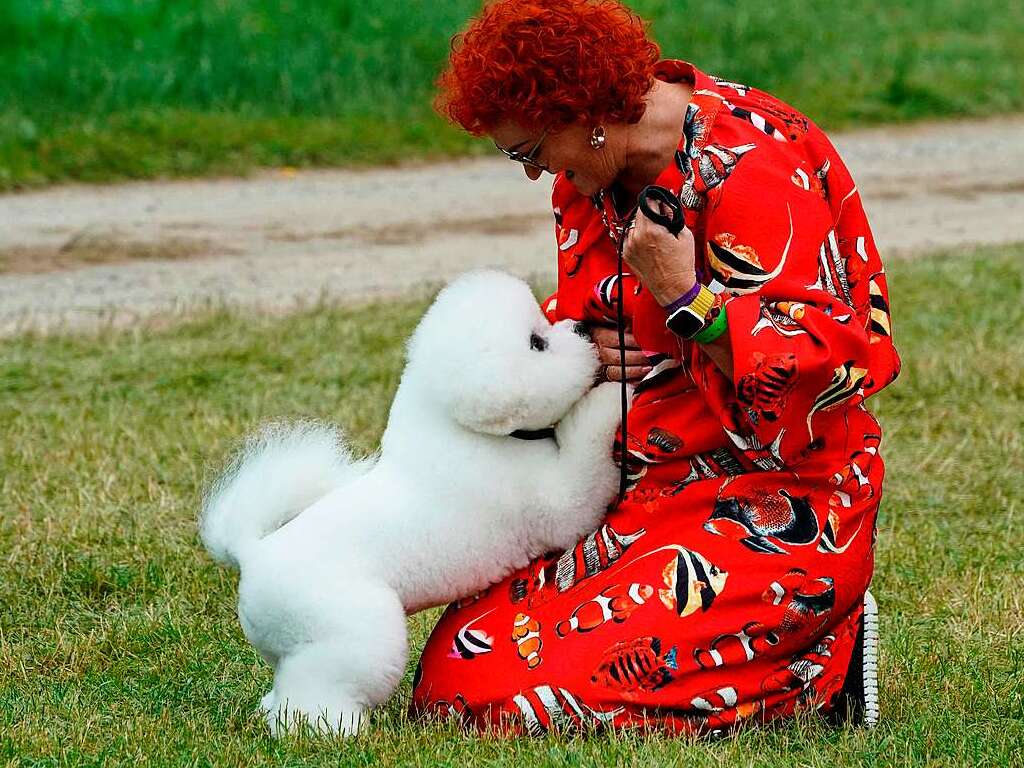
[436,0,660,135]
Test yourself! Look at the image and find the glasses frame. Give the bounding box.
[495,127,550,172]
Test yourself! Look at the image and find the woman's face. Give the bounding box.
[489,120,620,197]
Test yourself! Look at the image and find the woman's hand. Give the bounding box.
[590,326,652,382]
[622,198,698,306]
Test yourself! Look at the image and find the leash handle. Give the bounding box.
[637,184,685,237]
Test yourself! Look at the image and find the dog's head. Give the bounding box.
[407,270,599,435]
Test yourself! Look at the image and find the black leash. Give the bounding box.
[615,229,629,505]
[613,184,686,506]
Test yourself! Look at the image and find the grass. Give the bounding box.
[2,0,1023,189]
[2,244,1023,766]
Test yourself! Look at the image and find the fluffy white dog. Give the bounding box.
[201,270,625,736]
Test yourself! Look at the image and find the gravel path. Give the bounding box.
[1,116,1022,336]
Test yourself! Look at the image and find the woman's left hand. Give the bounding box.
[622,199,698,306]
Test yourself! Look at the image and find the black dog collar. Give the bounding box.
[509,427,556,441]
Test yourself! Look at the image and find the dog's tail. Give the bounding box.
[200,421,361,568]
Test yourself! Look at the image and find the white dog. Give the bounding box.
[201,270,625,736]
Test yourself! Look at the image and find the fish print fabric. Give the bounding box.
[412,61,900,735]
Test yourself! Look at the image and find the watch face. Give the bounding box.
[666,305,706,339]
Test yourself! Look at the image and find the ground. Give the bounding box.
[1,116,1023,336]
[1,245,1021,766]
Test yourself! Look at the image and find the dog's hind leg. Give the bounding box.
[262,585,408,737]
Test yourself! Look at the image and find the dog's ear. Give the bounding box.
[406,269,594,435]
[421,353,540,435]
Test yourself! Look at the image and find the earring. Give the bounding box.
[590,125,606,150]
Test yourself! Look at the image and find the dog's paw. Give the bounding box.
[264,700,366,738]
[557,382,627,447]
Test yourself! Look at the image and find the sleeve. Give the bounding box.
[540,173,627,325]
[540,176,571,324]
[693,147,874,469]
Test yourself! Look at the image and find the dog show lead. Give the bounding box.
[415,0,899,734]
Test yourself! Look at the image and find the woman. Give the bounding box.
[412,0,899,735]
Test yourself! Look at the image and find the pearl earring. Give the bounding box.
[590,125,606,150]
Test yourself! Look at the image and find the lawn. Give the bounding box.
[1,244,1022,766]
[2,0,1023,189]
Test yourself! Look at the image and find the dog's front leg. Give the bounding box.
[554,381,629,464]
[538,382,628,543]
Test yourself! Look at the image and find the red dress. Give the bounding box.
[411,61,900,735]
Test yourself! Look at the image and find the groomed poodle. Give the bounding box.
[201,270,625,736]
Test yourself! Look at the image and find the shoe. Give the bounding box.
[828,589,880,727]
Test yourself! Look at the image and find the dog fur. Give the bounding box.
[200,270,625,735]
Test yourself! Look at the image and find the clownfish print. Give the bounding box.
[752,299,808,338]
[511,612,543,669]
[590,636,678,695]
[694,621,780,669]
[555,584,654,638]
[762,569,835,635]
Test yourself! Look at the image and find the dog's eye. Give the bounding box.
[530,332,548,351]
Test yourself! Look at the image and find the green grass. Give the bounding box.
[2,244,1023,766]
[2,0,1023,189]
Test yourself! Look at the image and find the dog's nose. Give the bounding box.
[572,322,590,338]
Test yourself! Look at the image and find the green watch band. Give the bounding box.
[693,303,729,344]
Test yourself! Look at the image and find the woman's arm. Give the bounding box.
[620,196,735,381]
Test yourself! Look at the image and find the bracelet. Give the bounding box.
[693,298,729,344]
[662,282,702,315]
[664,283,716,339]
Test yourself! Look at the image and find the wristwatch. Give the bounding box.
[663,282,717,339]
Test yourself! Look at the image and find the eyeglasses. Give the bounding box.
[495,127,550,172]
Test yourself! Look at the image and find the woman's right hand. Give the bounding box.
[589,325,652,382]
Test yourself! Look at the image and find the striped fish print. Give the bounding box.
[554,523,647,593]
[511,685,624,736]
[707,205,793,294]
[722,99,787,142]
[868,276,892,339]
[712,77,750,96]
[809,229,853,304]
[806,361,868,438]
[449,609,495,660]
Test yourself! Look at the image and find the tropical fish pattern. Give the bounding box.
[511,685,624,735]
[511,612,544,669]
[555,583,654,638]
[412,60,897,736]
[591,636,678,695]
[650,545,728,617]
[705,483,819,555]
[694,621,780,669]
[552,523,646,594]
[449,609,495,660]
[737,351,799,423]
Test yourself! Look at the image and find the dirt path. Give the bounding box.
[1,116,1022,336]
